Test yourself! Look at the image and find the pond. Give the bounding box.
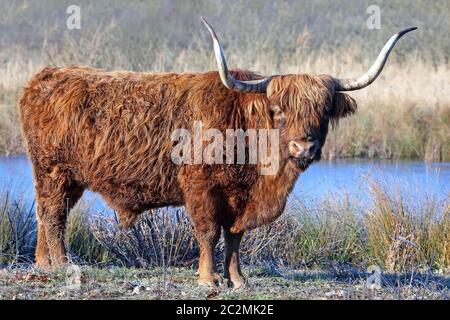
[0,156,448,212]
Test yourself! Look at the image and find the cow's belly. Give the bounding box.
[84,168,185,214]
[95,181,184,212]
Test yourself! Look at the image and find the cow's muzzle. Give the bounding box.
[289,140,321,163]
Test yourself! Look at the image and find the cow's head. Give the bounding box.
[202,18,416,169]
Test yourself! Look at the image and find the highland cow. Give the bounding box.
[18,18,416,288]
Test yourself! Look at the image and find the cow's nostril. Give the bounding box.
[290,141,302,153]
[308,144,316,154]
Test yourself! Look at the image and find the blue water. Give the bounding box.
[0,156,448,211]
[293,159,449,207]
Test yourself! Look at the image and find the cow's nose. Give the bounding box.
[307,140,320,159]
[289,141,303,157]
[289,140,319,159]
[308,144,316,155]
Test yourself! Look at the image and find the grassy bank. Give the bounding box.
[0,177,448,299]
[0,0,449,160]
[1,181,448,273]
[0,266,448,300]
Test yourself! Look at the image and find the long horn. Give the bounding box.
[201,17,272,93]
[334,27,417,91]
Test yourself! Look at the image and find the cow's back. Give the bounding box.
[18,66,200,211]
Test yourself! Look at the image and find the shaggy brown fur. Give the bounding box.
[18,66,356,287]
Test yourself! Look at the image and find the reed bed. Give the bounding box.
[0,180,447,273]
[0,0,449,160]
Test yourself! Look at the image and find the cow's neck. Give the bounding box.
[230,158,302,233]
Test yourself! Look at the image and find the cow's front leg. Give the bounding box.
[224,229,246,289]
[183,182,224,287]
[195,222,223,287]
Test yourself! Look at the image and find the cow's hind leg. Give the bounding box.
[224,229,246,289]
[35,203,51,270]
[35,170,84,270]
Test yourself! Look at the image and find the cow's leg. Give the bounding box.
[117,209,139,228]
[180,168,226,287]
[35,171,84,269]
[194,221,222,287]
[183,188,223,286]
[224,229,246,288]
[35,203,51,270]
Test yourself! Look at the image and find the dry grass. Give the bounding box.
[0,179,447,274]
[91,207,198,268]
[65,204,109,265]
[0,177,448,300]
[0,266,447,300]
[0,191,35,264]
[0,0,449,160]
[2,54,448,160]
[365,182,449,272]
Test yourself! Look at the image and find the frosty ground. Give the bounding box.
[0,265,448,300]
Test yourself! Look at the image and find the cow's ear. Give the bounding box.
[330,92,357,120]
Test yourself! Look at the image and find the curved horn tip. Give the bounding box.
[200,17,216,37]
[334,26,418,91]
[200,16,271,93]
[397,26,418,37]
[200,16,208,26]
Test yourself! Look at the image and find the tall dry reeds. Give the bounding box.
[1,1,449,160]
[0,191,36,264]
[364,182,449,272]
[1,44,448,159]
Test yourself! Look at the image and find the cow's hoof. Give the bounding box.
[229,276,248,290]
[35,259,53,272]
[198,273,224,287]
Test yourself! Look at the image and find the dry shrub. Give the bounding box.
[91,207,198,268]
[0,179,447,273]
[0,192,36,264]
[89,199,366,270]
[65,204,109,265]
[364,182,449,272]
[241,199,365,268]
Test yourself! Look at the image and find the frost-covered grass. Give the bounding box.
[0,265,447,300]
